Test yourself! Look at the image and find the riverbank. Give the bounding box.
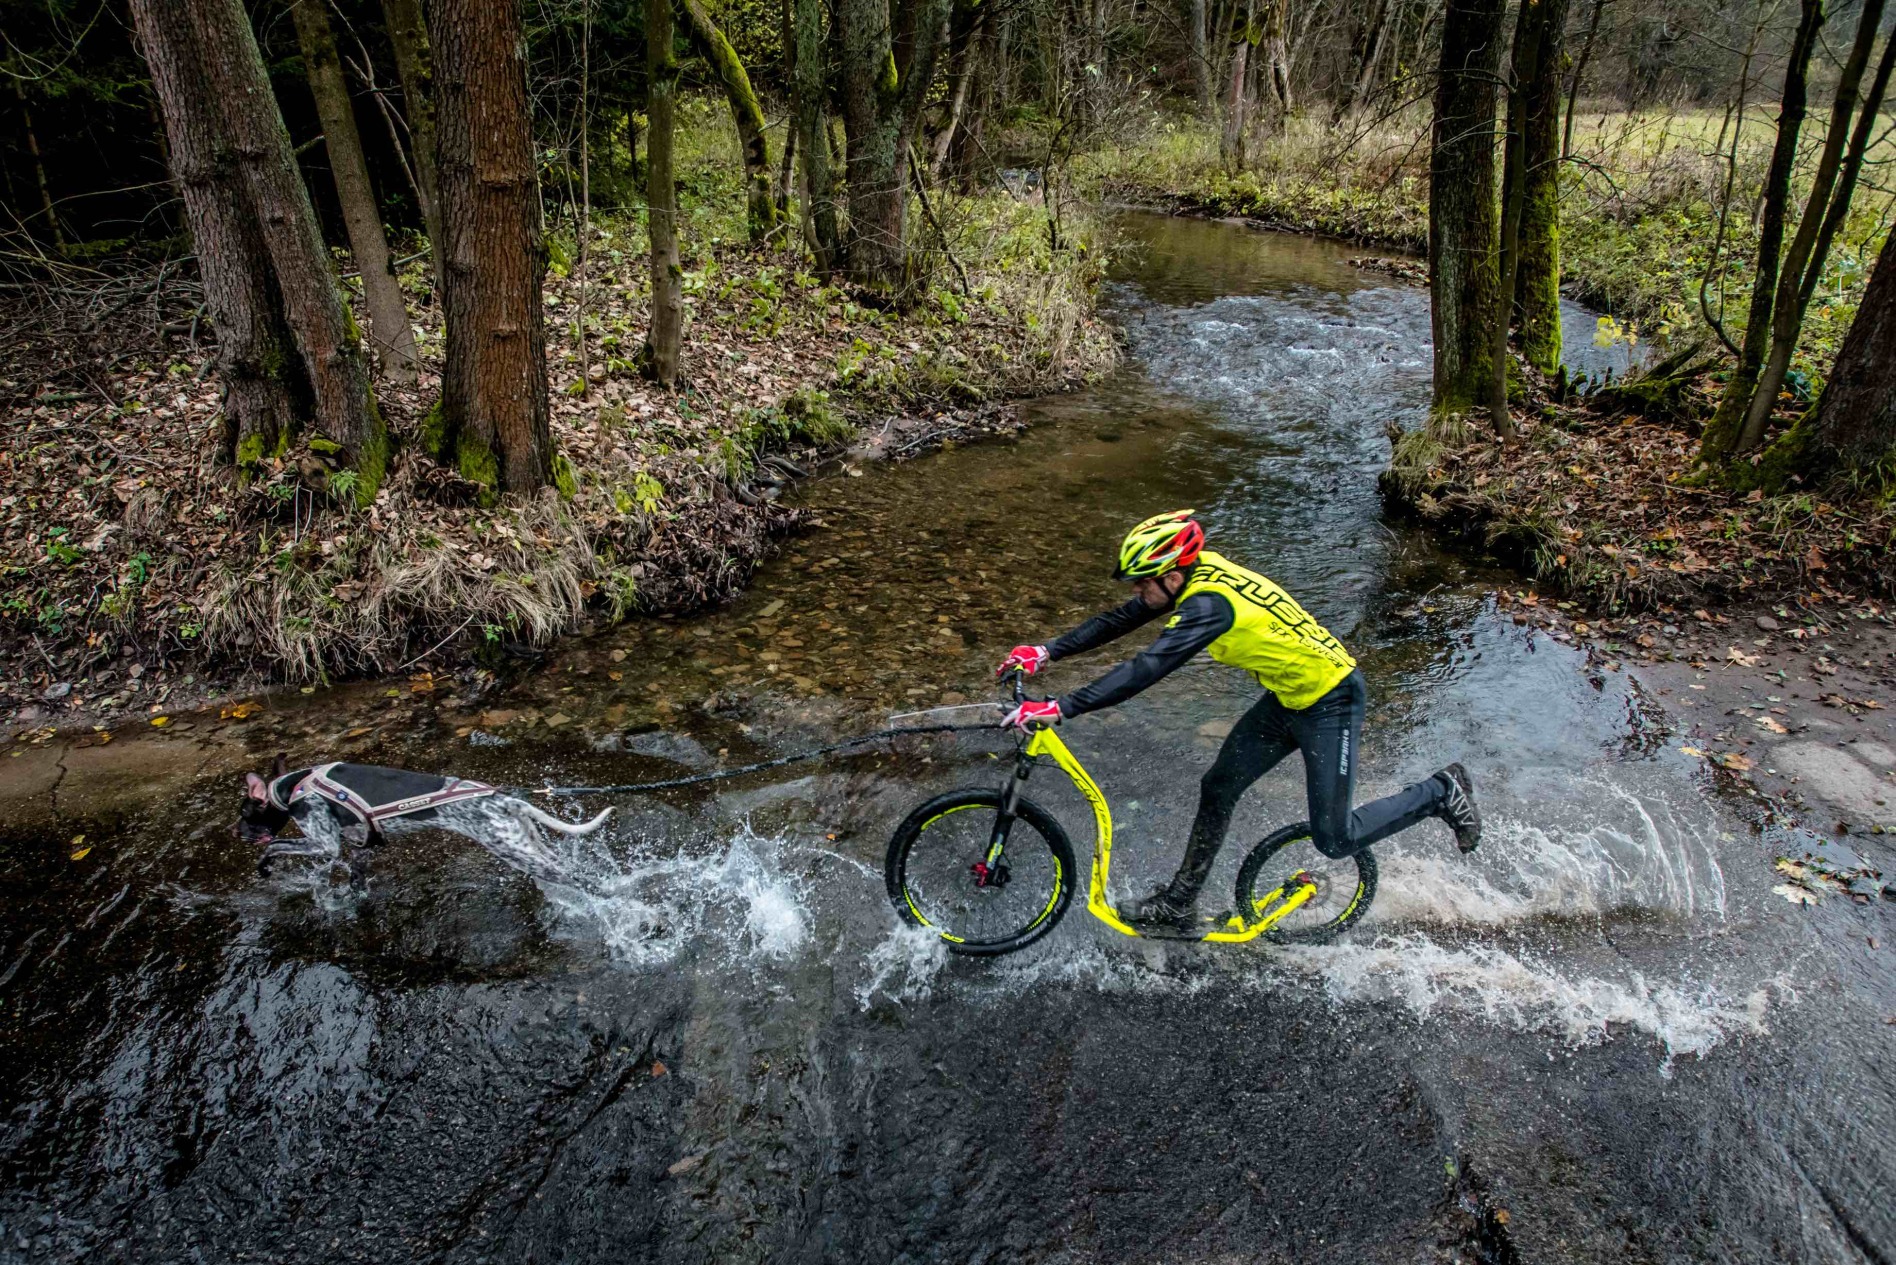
[1,120,1116,729]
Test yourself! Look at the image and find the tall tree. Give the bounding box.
[1428,0,1506,421]
[290,0,419,384]
[837,0,951,292]
[135,0,388,492]
[793,0,842,271]
[1728,0,1894,456]
[1192,0,1212,111]
[1510,0,1568,373]
[130,0,302,470]
[1697,0,1823,465]
[380,0,443,265]
[678,0,779,245]
[428,0,554,494]
[1219,2,1253,171]
[1763,227,1896,492]
[644,0,684,383]
[1335,0,1389,119]
[9,76,63,248]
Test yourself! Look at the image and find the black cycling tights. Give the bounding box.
[1184,670,1446,867]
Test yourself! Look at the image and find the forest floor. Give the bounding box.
[0,120,1115,730]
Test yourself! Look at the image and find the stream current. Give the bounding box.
[3,214,1892,1263]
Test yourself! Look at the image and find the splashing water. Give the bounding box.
[537,824,816,968]
[1281,934,1784,1072]
[1365,778,1729,929]
[854,923,950,1009]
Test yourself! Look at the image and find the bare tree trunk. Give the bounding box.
[1428,0,1504,420]
[1512,0,1568,373]
[643,0,684,384]
[429,0,554,494]
[381,0,442,270]
[1336,0,1389,119]
[1562,0,1604,158]
[678,0,778,244]
[931,0,984,179]
[1698,0,1822,465]
[1771,226,1896,491]
[291,0,418,384]
[776,0,797,216]
[130,0,302,470]
[1192,0,1212,112]
[1219,25,1250,171]
[1734,0,1893,454]
[794,0,843,272]
[187,0,387,486]
[11,78,64,249]
[1261,0,1291,117]
[838,0,951,294]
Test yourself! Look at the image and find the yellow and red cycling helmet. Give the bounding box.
[1113,509,1205,579]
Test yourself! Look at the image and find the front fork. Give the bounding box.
[973,749,1036,888]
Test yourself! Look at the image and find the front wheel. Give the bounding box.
[885,789,1077,957]
[1233,822,1377,943]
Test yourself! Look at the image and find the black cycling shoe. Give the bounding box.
[1438,762,1482,853]
[1118,885,1200,932]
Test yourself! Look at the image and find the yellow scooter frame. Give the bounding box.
[1023,726,1317,943]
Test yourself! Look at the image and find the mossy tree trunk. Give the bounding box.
[837,0,951,294]
[130,0,302,473]
[1760,226,1896,493]
[429,0,554,495]
[1697,0,1822,466]
[1731,0,1894,456]
[291,0,419,386]
[643,0,684,384]
[793,0,843,272]
[677,0,778,245]
[136,0,387,496]
[1428,0,1504,418]
[381,0,443,274]
[1512,0,1568,375]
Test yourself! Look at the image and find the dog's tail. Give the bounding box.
[520,802,614,836]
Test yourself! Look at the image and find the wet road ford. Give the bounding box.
[3,215,1892,1263]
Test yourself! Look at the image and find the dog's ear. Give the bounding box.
[246,772,269,802]
[272,752,288,777]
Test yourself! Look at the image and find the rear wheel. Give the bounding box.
[885,789,1076,957]
[1233,822,1377,942]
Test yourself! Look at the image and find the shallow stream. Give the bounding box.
[3,214,1891,1264]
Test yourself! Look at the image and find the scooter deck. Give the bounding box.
[1128,911,1240,941]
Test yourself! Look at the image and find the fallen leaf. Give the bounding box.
[1680,746,1705,757]
[1756,716,1789,733]
[666,1152,706,1177]
[650,1060,668,1077]
[1717,752,1754,771]
[220,700,262,720]
[1773,883,1818,906]
[149,716,170,727]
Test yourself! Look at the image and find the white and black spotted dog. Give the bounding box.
[237,755,612,888]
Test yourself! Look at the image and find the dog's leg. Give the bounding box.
[257,838,333,877]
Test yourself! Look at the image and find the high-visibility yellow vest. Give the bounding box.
[1174,550,1357,709]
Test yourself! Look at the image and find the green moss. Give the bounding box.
[455,432,500,506]
[236,431,267,468]
[351,420,391,507]
[552,451,578,499]
[308,436,343,455]
[419,399,449,458]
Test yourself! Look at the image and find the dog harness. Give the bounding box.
[266,763,497,829]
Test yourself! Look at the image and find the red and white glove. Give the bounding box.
[1002,699,1062,730]
[997,644,1050,678]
